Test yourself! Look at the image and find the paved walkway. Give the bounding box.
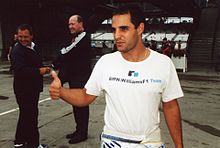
[0,60,220,148]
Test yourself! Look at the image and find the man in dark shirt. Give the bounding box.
[53,15,92,144]
[11,24,50,148]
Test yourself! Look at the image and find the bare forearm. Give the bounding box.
[163,100,183,148]
[49,71,96,107]
[60,87,95,107]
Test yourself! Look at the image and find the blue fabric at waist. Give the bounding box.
[101,134,142,144]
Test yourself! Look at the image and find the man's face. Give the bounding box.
[17,29,33,47]
[68,16,82,35]
[112,13,139,53]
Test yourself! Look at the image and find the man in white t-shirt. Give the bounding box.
[49,4,184,148]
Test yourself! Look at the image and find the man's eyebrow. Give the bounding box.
[112,26,129,29]
[119,26,129,29]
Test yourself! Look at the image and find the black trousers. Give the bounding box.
[72,105,89,135]
[69,76,89,136]
[15,92,40,147]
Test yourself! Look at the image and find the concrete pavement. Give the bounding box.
[0,60,220,148]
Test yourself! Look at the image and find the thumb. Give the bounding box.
[51,70,59,81]
[49,70,61,100]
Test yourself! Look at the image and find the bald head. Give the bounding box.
[68,15,84,35]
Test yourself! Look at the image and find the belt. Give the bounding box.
[102,134,142,144]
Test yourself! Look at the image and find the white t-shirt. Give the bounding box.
[85,50,183,141]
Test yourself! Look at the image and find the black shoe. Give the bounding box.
[66,131,78,139]
[68,134,88,144]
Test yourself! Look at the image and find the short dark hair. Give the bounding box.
[112,4,145,29]
[17,24,33,35]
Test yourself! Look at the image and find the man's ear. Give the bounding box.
[30,35,33,40]
[137,23,144,34]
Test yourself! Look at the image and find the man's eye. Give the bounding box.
[120,26,128,31]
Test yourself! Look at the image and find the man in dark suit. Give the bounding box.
[11,24,50,148]
[53,15,92,144]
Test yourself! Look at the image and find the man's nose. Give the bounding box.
[114,30,121,40]
[20,37,25,40]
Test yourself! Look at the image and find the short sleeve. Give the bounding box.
[162,60,184,102]
[85,57,104,96]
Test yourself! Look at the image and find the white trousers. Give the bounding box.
[100,137,165,148]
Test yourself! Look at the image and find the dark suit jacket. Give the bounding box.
[11,42,43,94]
[53,32,92,84]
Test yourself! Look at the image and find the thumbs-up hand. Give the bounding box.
[49,70,61,100]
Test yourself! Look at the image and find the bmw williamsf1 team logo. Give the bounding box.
[128,71,139,77]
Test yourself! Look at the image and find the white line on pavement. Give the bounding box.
[0,97,51,116]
